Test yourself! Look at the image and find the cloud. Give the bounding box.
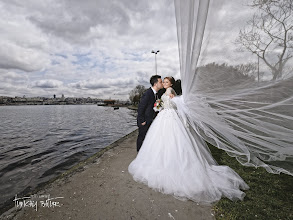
[135,71,150,87]
[0,2,50,72]
[0,70,27,82]
[69,77,136,90]
[31,79,63,88]
[22,0,153,44]
[0,41,49,72]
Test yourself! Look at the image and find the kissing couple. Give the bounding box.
[128,74,249,204]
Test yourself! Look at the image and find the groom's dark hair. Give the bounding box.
[150,75,161,86]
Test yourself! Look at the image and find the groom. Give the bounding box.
[137,75,164,152]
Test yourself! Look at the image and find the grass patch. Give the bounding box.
[208,143,293,220]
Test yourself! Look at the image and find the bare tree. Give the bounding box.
[129,85,146,105]
[236,0,293,80]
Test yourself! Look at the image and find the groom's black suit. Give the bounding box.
[136,87,164,152]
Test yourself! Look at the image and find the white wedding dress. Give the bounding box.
[128,87,249,204]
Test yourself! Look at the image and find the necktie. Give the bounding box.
[155,93,158,100]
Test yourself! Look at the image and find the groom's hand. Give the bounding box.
[141,121,146,126]
[169,94,175,98]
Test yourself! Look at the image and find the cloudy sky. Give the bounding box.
[0,0,180,100]
[1,0,291,100]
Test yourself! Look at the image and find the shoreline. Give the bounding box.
[1,129,214,220]
[127,105,138,110]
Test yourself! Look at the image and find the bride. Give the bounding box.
[128,76,249,204]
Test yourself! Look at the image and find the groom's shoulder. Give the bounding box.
[144,87,152,95]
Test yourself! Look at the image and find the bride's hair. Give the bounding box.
[164,76,182,95]
[164,76,175,86]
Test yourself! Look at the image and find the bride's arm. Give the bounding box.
[166,87,176,98]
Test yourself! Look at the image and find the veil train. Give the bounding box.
[173,0,293,176]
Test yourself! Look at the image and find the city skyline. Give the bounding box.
[0,94,131,106]
[0,93,128,101]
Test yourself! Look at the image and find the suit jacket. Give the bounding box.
[157,88,165,99]
[137,88,156,127]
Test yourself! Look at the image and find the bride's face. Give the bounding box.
[163,79,172,89]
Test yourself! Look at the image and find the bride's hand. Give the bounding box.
[169,94,175,99]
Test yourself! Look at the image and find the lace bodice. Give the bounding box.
[161,88,177,110]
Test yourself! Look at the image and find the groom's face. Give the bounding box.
[156,78,163,90]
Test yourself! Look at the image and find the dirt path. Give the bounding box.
[1,130,214,220]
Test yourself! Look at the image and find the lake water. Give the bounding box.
[0,105,137,211]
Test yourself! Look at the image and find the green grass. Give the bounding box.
[208,144,293,220]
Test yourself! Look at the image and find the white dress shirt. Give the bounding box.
[151,87,157,99]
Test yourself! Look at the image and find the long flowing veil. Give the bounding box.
[173,0,293,176]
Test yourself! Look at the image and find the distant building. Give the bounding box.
[53,94,56,99]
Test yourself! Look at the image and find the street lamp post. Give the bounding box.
[257,55,260,83]
[151,50,160,75]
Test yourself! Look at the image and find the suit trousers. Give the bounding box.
[136,123,151,152]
